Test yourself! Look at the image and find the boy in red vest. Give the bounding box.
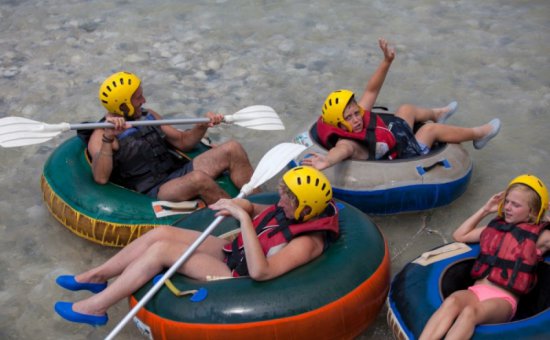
[302,38,501,170]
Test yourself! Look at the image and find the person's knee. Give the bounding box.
[146,239,172,257]
[187,170,215,183]
[440,294,462,313]
[222,140,246,156]
[457,305,478,324]
[417,122,438,136]
[150,225,174,239]
[396,104,416,115]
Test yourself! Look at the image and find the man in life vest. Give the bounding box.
[54,166,339,326]
[86,71,255,204]
[301,38,502,170]
[420,174,550,340]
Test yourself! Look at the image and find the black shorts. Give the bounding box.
[145,161,194,198]
[385,116,423,159]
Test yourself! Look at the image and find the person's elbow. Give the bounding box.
[93,173,110,185]
[452,232,469,243]
[248,268,273,281]
[452,232,463,242]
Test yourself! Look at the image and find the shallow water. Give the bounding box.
[0,0,548,339]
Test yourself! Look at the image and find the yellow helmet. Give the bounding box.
[98,72,141,117]
[321,89,357,132]
[282,166,333,221]
[498,174,548,223]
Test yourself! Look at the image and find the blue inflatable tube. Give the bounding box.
[387,242,550,339]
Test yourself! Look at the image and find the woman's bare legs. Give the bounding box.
[419,290,477,340]
[419,289,513,340]
[74,226,225,284]
[71,236,231,316]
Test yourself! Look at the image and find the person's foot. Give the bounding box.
[437,101,458,123]
[473,118,501,149]
[54,301,108,326]
[56,275,107,293]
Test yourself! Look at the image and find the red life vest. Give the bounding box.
[223,202,340,277]
[315,110,397,160]
[471,217,548,295]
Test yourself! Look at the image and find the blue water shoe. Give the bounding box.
[473,118,501,150]
[437,101,458,123]
[54,301,108,326]
[56,275,107,293]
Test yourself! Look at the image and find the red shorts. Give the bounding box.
[468,284,518,320]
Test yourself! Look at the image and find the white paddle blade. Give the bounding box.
[0,131,61,147]
[241,142,308,195]
[230,117,285,130]
[225,105,285,130]
[0,117,70,147]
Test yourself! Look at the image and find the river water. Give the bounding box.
[0,0,548,339]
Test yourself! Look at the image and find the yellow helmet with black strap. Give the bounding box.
[321,89,357,132]
[282,166,333,222]
[498,174,548,224]
[98,72,141,117]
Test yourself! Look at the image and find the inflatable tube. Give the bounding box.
[291,115,473,215]
[41,136,239,247]
[387,242,550,340]
[129,193,390,339]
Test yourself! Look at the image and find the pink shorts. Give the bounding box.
[468,284,518,320]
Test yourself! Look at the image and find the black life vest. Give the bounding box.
[471,217,548,295]
[110,112,189,193]
[315,110,397,160]
[223,202,340,277]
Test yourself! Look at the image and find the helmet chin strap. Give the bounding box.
[119,103,134,120]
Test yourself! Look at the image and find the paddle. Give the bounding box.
[105,142,307,340]
[0,105,283,148]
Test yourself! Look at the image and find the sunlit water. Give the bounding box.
[0,0,548,339]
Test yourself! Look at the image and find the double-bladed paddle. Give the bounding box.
[0,105,283,148]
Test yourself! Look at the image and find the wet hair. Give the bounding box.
[278,180,299,208]
[506,183,542,223]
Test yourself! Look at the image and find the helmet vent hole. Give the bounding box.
[296,178,302,185]
[335,98,339,105]
[102,92,108,98]
[306,175,311,184]
[321,183,326,190]
[120,78,124,85]
[111,81,117,88]
[106,86,112,92]
[315,178,320,186]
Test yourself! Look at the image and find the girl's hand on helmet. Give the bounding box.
[206,112,224,127]
[104,116,130,138]
[483,191,505,214]
[378,38,395,63]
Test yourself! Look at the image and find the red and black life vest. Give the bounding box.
[315,110,397,160]
[223,202,340,277]
[471,217,548,295]
[110,111,189,193]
